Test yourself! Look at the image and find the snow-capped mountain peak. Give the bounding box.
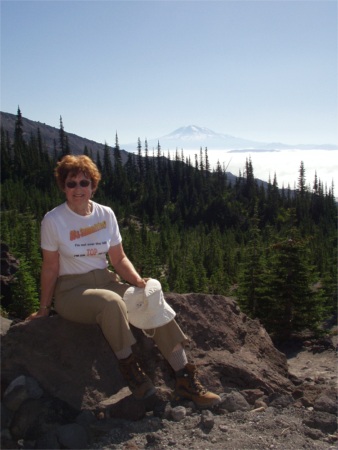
[156,125,263,149]
[162,125,219,141]
[124,124,338,151]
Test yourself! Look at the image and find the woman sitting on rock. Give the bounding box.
[27,154,220,408]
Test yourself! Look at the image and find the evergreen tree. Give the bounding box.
[9,256,40,318]
[236,205,267,316]
[263,229,328,338]
[13,106,25,179]
[59,116,69,157]
[1,127,12,182]
[137,138,143,178]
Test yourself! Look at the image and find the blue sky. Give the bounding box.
[1,0,337,148]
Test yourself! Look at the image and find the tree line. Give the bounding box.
[1,107,337,339]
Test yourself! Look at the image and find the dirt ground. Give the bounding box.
[89,334,337,450]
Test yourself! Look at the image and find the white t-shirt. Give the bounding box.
[41,201,122,276]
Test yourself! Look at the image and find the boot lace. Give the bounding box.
[187,371,207,394]
[119,355,148,387]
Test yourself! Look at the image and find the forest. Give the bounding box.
[1,108,337,339]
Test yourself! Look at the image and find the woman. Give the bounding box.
[28,154,220,408]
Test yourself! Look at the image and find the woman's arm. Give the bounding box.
[108,243,146,288]
[26,249,59,320]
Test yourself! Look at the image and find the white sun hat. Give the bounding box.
[123,279,176,331]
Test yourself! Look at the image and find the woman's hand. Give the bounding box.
[26,308,50,321]
[135,277,150,288]
[109,244,151,288]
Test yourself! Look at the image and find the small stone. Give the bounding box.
[146,432,162,444]
[219,424,228,432]
[222,391,250,412]
[314,393,337,415]
[171,406,186,422]
[254,400,268,409]
[201,410,214,429]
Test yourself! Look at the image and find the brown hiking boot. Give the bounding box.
[118,353,156,400]
[174,363,221,409]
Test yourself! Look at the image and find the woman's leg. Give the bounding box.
[144,319,188,361]
[145,320,221,408]
[54,272,136,354]
[54,270,155,399]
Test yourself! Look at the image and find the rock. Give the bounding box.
[10,398,50,440]
[254,399,268,409]
[303,426,325,440]
[303,411,338,434]
[100,387,147,421]
[6,393,78,446]
[221,391,250,412]
[3,375,43,412]
[146,432,162,445]
[314,392,337,415]
[1,316,12,336]
[1,294,293,413]
[167,293,291,395]
[242,388,265,405]
[1,316,125,411]
[171,406,186,421]
[56,423,88,449]
[75,409,97,430]
[35,432,60,449]
[201,410,215,429]
[269,393,294,408]
[1,402,13,430]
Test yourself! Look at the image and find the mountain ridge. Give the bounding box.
[148,124,338,151]
[2,112,336,155]
[0,111,130,165]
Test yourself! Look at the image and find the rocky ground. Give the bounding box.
[1,292,337,450]
[88,334,337,450]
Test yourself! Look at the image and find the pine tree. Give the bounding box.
[9,257,40,318]
[137,138,143,178]
[263,229,328,338]
[1,127,12,182]
[59,116,69,157]
[236,205,267,316]
[13,106,25,179]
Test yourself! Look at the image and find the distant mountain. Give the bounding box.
[122,125,263,151]
[159,125,264,150]
[123,124,337,151]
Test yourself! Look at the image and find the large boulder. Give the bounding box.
[1,293,293,412]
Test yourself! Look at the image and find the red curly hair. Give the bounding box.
[54,155,102,193]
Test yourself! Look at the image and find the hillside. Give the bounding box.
[0,111,131,164]
[0,111,241,185]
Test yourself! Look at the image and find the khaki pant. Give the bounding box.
[54,268,187,360]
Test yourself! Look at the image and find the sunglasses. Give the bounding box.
[66,180,91,189]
